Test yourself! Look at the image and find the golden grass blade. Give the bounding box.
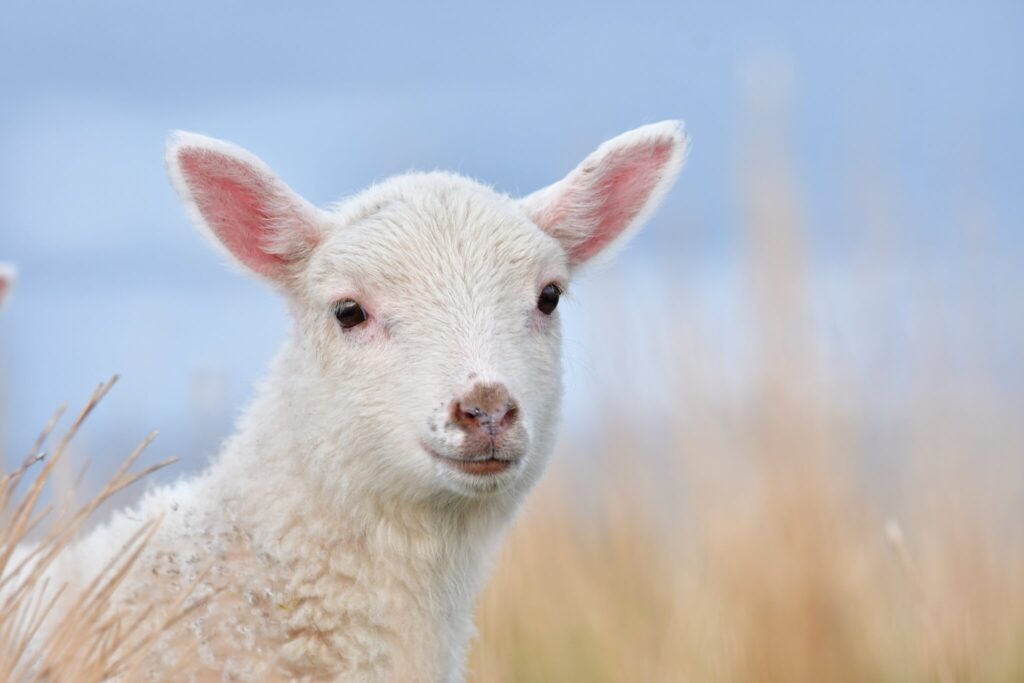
[0,380,203,683]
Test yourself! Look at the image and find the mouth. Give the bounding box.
[421,443,516,476]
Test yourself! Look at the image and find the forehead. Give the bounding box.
[309,173,566,300]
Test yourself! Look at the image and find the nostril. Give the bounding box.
[461,405,485,423]
[500,402,519,429]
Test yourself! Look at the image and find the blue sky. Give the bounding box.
[1,1,1021,478]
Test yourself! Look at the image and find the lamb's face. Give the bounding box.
[298,176,568,497]
[166,122,688,502]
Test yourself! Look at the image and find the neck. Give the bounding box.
[205,345,517,680]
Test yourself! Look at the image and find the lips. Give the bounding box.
[422,443,516,476]
[441,457,513,475]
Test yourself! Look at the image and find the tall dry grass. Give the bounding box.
[0,378,210,682]
[470,360,1024,682]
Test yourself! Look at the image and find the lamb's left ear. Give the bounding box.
[0,263,15,309]
[522,121,689,267]
[166,132,322,283]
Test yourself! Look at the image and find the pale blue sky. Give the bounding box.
[1,1,1021,477]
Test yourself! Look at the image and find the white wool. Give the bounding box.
[36,122,689,681]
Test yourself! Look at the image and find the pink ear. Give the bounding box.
[522,121,689,267]
[166,133,321,281]
[0,263,15,309]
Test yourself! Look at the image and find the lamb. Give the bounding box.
[35,121,689,681]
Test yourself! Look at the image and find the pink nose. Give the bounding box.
[451,383,519,441]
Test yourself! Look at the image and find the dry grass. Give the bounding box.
[0,377,209,682]
[469,372,1024,683]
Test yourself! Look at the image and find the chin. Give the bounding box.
[443,462,526,498]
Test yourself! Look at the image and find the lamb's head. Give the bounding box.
[166,123,688,502]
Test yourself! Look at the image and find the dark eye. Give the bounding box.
[334,300,367,328]
[537,283,561,315]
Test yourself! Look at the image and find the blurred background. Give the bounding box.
[1,1,1022,681]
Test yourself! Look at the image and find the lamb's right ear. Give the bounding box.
[522,121,689,268]
[0,263,15,310]
[166,132,322,282]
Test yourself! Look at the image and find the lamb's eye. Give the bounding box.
[334,300,367,328]
[537,283,561,315]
